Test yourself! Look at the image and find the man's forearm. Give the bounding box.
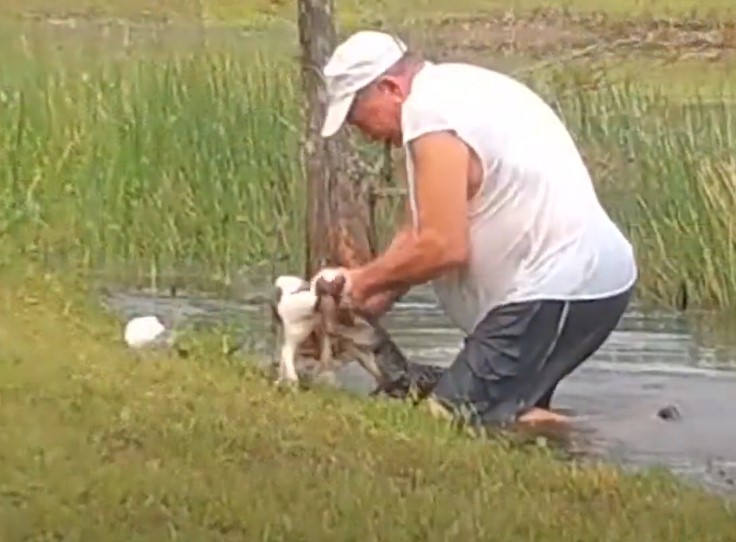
[351,131,472,301]
[355,230,462,300]
[359,225,416,296]
[353,221,412,316]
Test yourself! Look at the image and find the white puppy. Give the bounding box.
[272,268,380,389]
[272,275,321,385]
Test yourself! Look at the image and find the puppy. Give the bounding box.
[271,269,441,399]
[270,269,382,387]
[271,275,320,385]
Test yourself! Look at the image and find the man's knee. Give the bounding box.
[430,351,523,427]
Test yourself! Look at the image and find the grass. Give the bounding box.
[590,58,736,101]
[0,36,304,288]
[1,268,735,540]
[537,70,736,310]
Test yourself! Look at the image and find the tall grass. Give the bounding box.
[545,77,736,310]
[0,27,304,288]
[1,23,735,309]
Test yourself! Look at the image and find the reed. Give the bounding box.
[0,31,304,288]
[545,78,736,310]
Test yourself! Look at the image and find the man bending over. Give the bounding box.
[317,31,637,427]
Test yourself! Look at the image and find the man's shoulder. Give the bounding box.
[410,62,538,107]
[405,62,487,111]
[420,61,521,84]
[421,60,499,74]
[401,61,556,149]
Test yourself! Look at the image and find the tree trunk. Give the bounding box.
[295,1,437,400]
[297,0,375,277]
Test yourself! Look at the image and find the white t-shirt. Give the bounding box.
[401,62,638,334]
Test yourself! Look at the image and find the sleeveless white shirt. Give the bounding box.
[401,62,637,334]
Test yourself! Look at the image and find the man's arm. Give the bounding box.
[350,130,471,302]
[355,224,412,317]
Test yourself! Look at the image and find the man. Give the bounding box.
[316,30,637,427]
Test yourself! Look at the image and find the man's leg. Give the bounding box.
[520,287,633,423]
[428,287,633,428]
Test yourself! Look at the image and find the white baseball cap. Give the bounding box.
[320,31,408,138]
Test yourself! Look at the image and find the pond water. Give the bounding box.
[104,282,736,498]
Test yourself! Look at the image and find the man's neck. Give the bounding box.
[404,60,427,95]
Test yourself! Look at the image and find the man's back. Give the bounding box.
[401,62,637,333]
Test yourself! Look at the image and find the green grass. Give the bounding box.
[0,269,734,541]
[200,0,736,27]
[535,67,736,310]
[0,37,304,288]
[591,58,736,101]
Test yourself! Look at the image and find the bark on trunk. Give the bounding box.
[297,0,375,276]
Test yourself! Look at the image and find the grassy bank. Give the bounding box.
[0,269,734,540]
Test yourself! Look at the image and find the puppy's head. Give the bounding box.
[313,273,346,300]
[312,273,358,330]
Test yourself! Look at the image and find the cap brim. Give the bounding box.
[320,94,355,138]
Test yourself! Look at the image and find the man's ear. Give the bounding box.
[376,76,403,100]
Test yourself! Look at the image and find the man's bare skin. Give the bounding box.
[426,397,570,424]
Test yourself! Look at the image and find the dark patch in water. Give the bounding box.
[656,404,682,422]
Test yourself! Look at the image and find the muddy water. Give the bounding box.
[104,284,736,497]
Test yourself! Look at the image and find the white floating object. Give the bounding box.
[124,315,166,348]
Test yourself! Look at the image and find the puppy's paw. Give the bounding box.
[273,377,300,392]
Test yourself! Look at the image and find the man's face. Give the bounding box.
[346,76,405,147]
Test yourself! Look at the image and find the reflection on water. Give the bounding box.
[102,284,736,497]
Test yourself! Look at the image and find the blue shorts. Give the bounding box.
[429,287,633,427]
